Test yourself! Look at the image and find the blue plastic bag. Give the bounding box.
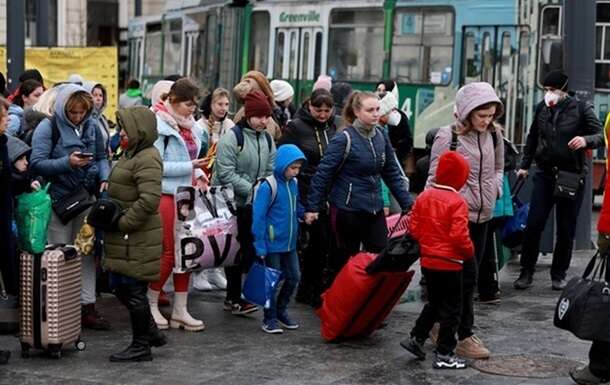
[242,262,282,309]
[501,197,529,248]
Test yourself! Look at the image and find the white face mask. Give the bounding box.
[544,91,561,107]
[387,110,402,126]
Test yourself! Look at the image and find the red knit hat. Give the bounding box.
[245,90,272,118]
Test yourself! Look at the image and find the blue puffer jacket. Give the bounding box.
[153,115,208,195]
[30,84,110,202]
[307,123,412,214]
[7,104,23,137]
[252,144,306,256]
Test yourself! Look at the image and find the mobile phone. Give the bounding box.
[76,152,94,158]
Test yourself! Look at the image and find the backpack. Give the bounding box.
[21,117,60,149]
[449,128,498,151]
[231,125,273,153]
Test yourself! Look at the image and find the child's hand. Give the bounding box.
[196,174,209,191]
[304,212,318,225]
[30,180,41,191]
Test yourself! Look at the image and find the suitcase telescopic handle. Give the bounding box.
[511,177,527,198]
[388,211,408,239]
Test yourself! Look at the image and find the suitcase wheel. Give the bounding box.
[75,340,86,352]
[20,343,30,359]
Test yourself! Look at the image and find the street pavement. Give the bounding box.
[1,204,603,385]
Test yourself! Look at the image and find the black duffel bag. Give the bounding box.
[87,198,123,231]
[366,213,420,274]
[554,251,610,342]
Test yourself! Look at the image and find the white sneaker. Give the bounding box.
[206,269,227,290]
[193,271,213,291]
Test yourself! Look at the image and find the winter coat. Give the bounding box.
[387,109,413,161]
[154,114,207,195]
[103,107,162,282]
[30,84,110,202]
[6,135,36,197]
[598,114,610,235]
[280,103,338,205]
[211,120,276,208]
[0,133,17,294]
[7,104,23,137]
[408,151,474,271]
[520,97,603,174]
[118,90,143,109]
[307,122,413,214]
[427,125,504,223]
[252,144,306,256]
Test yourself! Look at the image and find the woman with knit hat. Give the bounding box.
[212,90,276,315]
[426,81,504,360]
[147,78,208,332]
[514,70,603,291]
[270,79,296,130]
[233,71,281,141]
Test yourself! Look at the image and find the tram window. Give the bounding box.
[462,33,478,83]
[537,6,562,86]
[164,19,182,76]
[314,32,322,79]
[595,2,610,89]
[391,8,454,84]
[289,31,298,80]
[498,32,512,88]
[250,11,270,73]
[302,32,310,79]
[144,23,162,76]
[327,9,384,81]
[274,31,285,79]
[482,33,493,83]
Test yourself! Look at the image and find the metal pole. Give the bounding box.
[7,0,25,92]
[36,0,50,46]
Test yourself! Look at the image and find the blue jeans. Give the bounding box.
[263,250,301,321]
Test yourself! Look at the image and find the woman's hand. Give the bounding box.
[30,180,41,191]
[100,181,108,192]
[192,158,207,169]
[69,152,91,168]
[196,174,209,192]
[304,212,319,225]
[516,169,528,180]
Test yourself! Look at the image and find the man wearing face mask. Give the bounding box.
[514,70,604,291]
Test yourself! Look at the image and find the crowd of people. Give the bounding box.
[0,67,608,384]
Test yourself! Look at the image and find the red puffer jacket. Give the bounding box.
[408,151,474,271]
[598,117,610,234]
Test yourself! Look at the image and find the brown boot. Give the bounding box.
[455,335,490,359]
[82,304,112,330]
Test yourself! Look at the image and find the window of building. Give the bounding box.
[25,0,58,46]
[327,9,384,81]
[391,7,454,84]
[596,1,610,89]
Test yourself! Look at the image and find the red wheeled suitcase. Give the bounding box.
[316,252,414,341]
[20,245,86,358]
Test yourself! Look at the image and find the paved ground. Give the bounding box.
[0,247,596,385]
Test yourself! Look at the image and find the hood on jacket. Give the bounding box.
[274,144,306,181]
[83,81,107,115]
[115,107,158,156]
[150,80,174,106]
[8,103,23,117]
[6,134,31,164]
[454,82,504,123]
[53,83,93,129]
[23,108,48,134]
[435,151,469,191]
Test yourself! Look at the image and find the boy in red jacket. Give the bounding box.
[401,151,474,369]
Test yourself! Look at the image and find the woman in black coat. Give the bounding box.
[280,89,338,306]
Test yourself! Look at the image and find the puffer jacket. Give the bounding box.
[103,107,162,282]
[408,151,474,271]
[307,121,412,214]
[7,104,23,137]
[30,84,110,202]
[154,114,207,195]
[520,97,603,174]
[280,103,338,204]
[211,119,276,208]
[427,124,504,223]
[252,144,306,256]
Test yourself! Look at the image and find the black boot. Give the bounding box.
[0,350,10,365]
[148,313,167,348]
[513,270,534,290]
[109,305,152,362]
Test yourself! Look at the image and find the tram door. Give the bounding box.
[461,25,530,144]
[273,27,323,103]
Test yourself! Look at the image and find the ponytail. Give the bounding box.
[342,91,377,125]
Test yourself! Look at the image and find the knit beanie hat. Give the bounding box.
[379,92,398,116]
[454,82,504,123]
[245,90,272,118]
[270,80,294,102]
[543,70,569,91]
[313,75,332,92]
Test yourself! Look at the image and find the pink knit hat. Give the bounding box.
[313,75,332,92]
[454,82,504,123]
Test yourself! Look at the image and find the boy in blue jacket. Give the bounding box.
[252,144,306,334]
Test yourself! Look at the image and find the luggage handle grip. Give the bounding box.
[44,244,79,261]
[388,212,408,239]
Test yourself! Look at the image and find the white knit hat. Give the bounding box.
[379,92,398,116]
[270,79,294,102]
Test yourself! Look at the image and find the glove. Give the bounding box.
[597,233,610,256]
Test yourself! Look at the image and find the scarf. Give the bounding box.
[352,119,376,139]
[155,100,195,131]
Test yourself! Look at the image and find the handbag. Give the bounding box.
[553,251,610,342]
[501,178,529,248]
[241,261,283,309]
[554,170,583,200]
[52,187,95,224]
[87,198,123,231]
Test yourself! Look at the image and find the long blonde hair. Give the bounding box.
[342,91,377,125]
